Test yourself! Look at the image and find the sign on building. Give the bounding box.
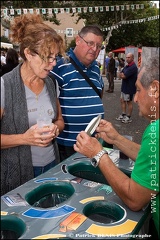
[66,28,73,37]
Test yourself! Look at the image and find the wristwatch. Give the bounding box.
[91,149,108,168]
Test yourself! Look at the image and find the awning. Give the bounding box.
[112,46,142,53]
[1,42,13,49]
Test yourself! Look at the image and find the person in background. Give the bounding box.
[1,13,65,196]
[50,25,104,161]
[114,56,119,80]
[119,57,125,70]
[97,61,101,68]
[1,51,6,65]
[105,54,110,81]
[105,52,115,93]
[116,53,138,123]
[74,57,159,238]
[118,58,125,79]
[0,48,19,76]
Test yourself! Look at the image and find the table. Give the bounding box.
[1,149,150,239]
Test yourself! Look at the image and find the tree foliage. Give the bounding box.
[1,1,159,49]
[69,1,159,50]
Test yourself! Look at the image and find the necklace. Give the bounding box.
[35,95,39,102]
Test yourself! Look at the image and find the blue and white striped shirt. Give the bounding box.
[50,48,104,146]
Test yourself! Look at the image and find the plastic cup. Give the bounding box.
[37,118,52,133]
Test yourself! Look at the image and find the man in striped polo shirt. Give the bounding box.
[50,25,105,161]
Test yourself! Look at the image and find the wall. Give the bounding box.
[1,13,84,47]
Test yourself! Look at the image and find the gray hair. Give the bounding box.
[140,57,159,88]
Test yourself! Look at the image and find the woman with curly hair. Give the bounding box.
[1,13,66,195]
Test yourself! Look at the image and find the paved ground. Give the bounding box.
[102,76,149,144]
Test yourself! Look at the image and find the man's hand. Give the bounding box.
[74,131,102,159]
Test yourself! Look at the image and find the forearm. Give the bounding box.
[113,135,140,161]
[120,72,126,79]
[98,154,151,211]
[55,100,64,133]
[1,133,26,149]
[54,119,64,133]
[96,121,140,160]
[99,154,133,204]
[74,131,153,211]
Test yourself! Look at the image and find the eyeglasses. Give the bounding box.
[33,51,60,63]
[79,35,103,50]
[46,56,59,63]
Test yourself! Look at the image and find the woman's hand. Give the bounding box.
[23,123,60,147]
[1,123,60,149]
